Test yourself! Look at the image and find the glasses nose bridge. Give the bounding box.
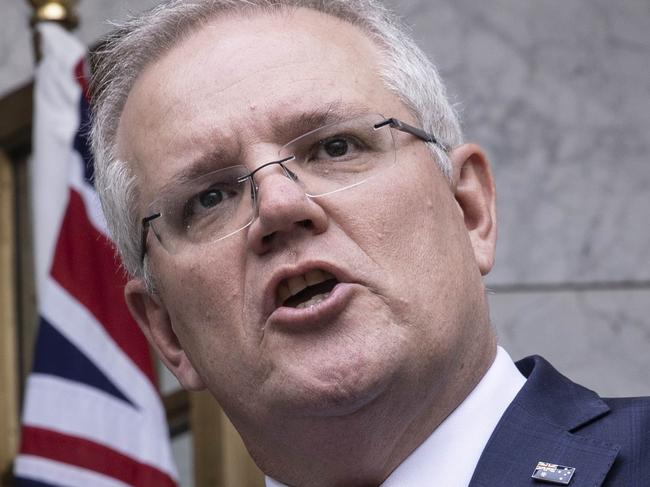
[248,156,321,231]
[243,154,301,201]
[247,155,297,181]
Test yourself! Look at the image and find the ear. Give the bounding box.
[125,278,206,391]
[450,143,497,275]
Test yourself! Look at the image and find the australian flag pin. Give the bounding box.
[531,461,576,485]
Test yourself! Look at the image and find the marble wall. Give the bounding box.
[386,0,650,397]
[2,0,648,484]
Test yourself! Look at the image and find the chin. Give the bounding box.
[263,349,398,418]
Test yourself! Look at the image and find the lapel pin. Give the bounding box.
[531,461,576,485]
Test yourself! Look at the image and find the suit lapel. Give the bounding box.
[469,356,620,486]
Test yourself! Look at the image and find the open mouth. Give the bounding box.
[276,269,339,309]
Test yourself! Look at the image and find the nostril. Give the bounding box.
[299,219,313,229]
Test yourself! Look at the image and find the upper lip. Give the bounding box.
[262,260,352,318]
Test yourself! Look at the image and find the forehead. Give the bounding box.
[116,8,409,204]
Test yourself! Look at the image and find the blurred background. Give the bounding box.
[1,0,648,486]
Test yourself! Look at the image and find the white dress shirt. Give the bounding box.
[266,346,526,487]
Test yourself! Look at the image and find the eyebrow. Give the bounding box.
[154,145,243,207]
[152,101,375,207]
[270,101,373,142]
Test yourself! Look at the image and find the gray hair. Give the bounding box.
[90,0,463,283]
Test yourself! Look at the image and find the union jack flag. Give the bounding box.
[14,22,179,487]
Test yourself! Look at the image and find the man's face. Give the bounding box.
[118,9,494,429]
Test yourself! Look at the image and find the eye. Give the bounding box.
[313,135,365,161]
[182,185,238,228]
[198,188,226,208]
[321,138,349,158]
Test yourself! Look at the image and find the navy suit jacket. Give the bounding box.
[468,356,650,486]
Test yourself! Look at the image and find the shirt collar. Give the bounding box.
[266,346,525,487]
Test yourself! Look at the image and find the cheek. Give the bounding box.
[338,158,472,317]
[166,256,239,309]
[158,248,249,355]
[344,160,460,265]
[160,250,270,402]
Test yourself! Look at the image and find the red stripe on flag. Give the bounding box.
[74,59,90,101]
[50,189,155,384]
[21,426,176,487]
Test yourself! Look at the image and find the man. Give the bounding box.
[90,0,649,485]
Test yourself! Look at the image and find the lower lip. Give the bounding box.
[267,282,356,331]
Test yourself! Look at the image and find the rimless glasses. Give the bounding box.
[140,113,449,261]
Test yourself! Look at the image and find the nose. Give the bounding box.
[246,162,329,254]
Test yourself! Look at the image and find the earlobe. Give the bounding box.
[450,144,497,276]
[125,278,206,391]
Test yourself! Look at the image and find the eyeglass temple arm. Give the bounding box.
[374,118,450,152]
[140,213,161,262]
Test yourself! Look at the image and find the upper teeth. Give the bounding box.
[276,269,335,304]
